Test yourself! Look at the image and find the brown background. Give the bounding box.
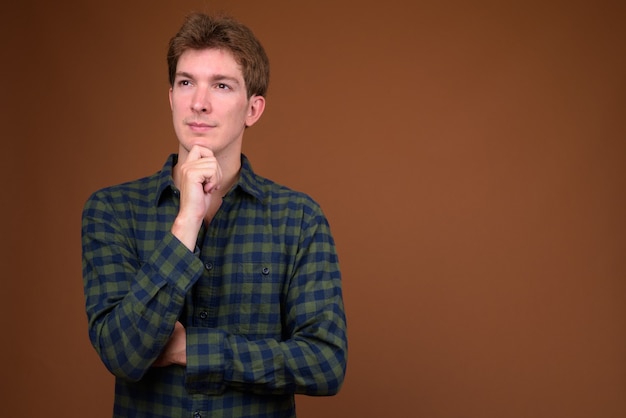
[2,0,625,417]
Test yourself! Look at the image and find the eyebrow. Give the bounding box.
[174,71,241,85]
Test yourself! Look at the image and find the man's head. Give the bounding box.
[167,13,270,98]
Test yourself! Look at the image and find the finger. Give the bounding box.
[187,145,214,161]
[203,174,222,193]
[200,162,222,193]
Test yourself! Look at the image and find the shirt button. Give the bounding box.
[262,267,270,275]
[193,412,201,418]
[199,311,208,320]
[205,262,213,271]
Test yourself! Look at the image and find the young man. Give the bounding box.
[82,13,347,417]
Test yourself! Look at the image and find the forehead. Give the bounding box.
[176,48,243,79]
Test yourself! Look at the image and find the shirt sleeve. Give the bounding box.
[81,189,204,382]
[184,205,348,396]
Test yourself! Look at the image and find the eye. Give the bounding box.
[217,83,230,90]
[177,79,192,87]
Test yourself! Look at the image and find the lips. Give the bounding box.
[186,120,216,132]
[187,121,214,128]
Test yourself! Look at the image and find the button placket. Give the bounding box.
[196,261,214,323]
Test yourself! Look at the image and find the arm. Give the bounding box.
[81,190,203,381]
[82,146,222,380]
[184,207,348,396]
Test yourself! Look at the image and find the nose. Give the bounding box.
[191,88,211,113]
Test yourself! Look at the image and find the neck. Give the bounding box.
[218,161,241,198]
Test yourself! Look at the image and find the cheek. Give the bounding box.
[171,102,188,125]
[170,92,188,113]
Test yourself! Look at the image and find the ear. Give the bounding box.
[245,95,266,127]
[168,87,173,111]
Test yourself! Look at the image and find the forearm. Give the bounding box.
[83,209,204,381]
[234,314,347,395]
[87,258,192,381]
[184,293,347,396]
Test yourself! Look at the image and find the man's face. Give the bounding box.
[169,48,264,161]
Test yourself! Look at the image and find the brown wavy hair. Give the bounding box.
[167,13,270,98]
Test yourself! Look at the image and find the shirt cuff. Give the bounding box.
[185,327,228,394]
[145,232,204,295]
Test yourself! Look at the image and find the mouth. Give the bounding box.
[186,120,216,131]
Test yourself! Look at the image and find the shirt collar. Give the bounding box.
[235,154,267,203]
[155,153,267,206]
[155,154,178,206]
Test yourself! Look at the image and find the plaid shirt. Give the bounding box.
[82,154,347,418]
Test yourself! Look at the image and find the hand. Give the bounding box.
[172,145,222,249]
[152,321,187,367]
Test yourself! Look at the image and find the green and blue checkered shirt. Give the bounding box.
[82,154,347,418]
